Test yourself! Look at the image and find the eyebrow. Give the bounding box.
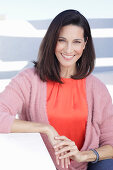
[58,37,83,41]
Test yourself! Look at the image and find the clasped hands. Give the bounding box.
[53,136,83,169]
[47,125,85,169]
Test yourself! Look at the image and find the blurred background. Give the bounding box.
[0,0,113,99]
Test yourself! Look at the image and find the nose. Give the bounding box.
[64,43,74,54]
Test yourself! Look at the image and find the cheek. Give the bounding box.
[75,47,84,54]
[76,42,86,52]
[55,43,64,52]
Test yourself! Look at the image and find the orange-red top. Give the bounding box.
[47,78,88,150]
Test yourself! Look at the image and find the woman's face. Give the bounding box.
[55,24,86,73]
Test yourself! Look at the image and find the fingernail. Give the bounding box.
[55,136,58,138]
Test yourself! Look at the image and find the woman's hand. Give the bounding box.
[46,125,70,168]
[53,136,84,163]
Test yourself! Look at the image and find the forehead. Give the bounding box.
[59,24,84,38]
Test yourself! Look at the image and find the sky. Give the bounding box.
[0,0,113,20]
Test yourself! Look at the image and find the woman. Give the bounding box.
[0,9,113,170]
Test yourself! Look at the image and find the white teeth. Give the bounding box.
[62,54,74,59]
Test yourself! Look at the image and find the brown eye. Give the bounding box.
[58,39,65,42]
[74,41,81,44]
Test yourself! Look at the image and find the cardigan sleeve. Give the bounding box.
[99,91,113,147]
[92,76,113,147]
[0,69,32,133]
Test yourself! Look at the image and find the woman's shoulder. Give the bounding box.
[86,73,104,84]
[86,74,110,97]
[16,67,40,80]
[11,67,42,86]
[18,67,36,77]
[86,73,106,88]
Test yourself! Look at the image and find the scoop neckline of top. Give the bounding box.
[61,77,74,82]
[61,77,71,79]
[61,76,76,79]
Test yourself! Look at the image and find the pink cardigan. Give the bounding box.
[0,68,113,170]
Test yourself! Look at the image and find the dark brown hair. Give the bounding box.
[33,9,95,83]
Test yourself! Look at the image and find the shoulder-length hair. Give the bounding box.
[33,9,95,83]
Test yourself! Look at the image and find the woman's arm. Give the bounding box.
[10,119,49,134]
[53,136,113,163]
[79,145,113,162]
[0,69,70,168]
[10,119,60,147]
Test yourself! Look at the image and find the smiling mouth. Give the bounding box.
[61,53,75,60]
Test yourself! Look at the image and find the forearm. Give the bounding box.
[10,119,49,135]
[80,145,113,162]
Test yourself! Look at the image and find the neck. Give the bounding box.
[60,65,76,78]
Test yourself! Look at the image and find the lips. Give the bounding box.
[61,53,74,61]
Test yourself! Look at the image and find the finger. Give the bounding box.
[68,157,71,165]
[56,155,59,165]
[54,140,72,148]
[54,140,76,149]
[59,151,74,159]
[56,145,78,155]
[67,157,71,168]
[55,147,59,165]
[64,152,69,169]
[55,146,72,155]
[53,141,63,150]
[59,147,65,168]
[60,147,65,169]
[55,136,71,141]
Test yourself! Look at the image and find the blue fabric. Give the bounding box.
[87,159,113,170]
